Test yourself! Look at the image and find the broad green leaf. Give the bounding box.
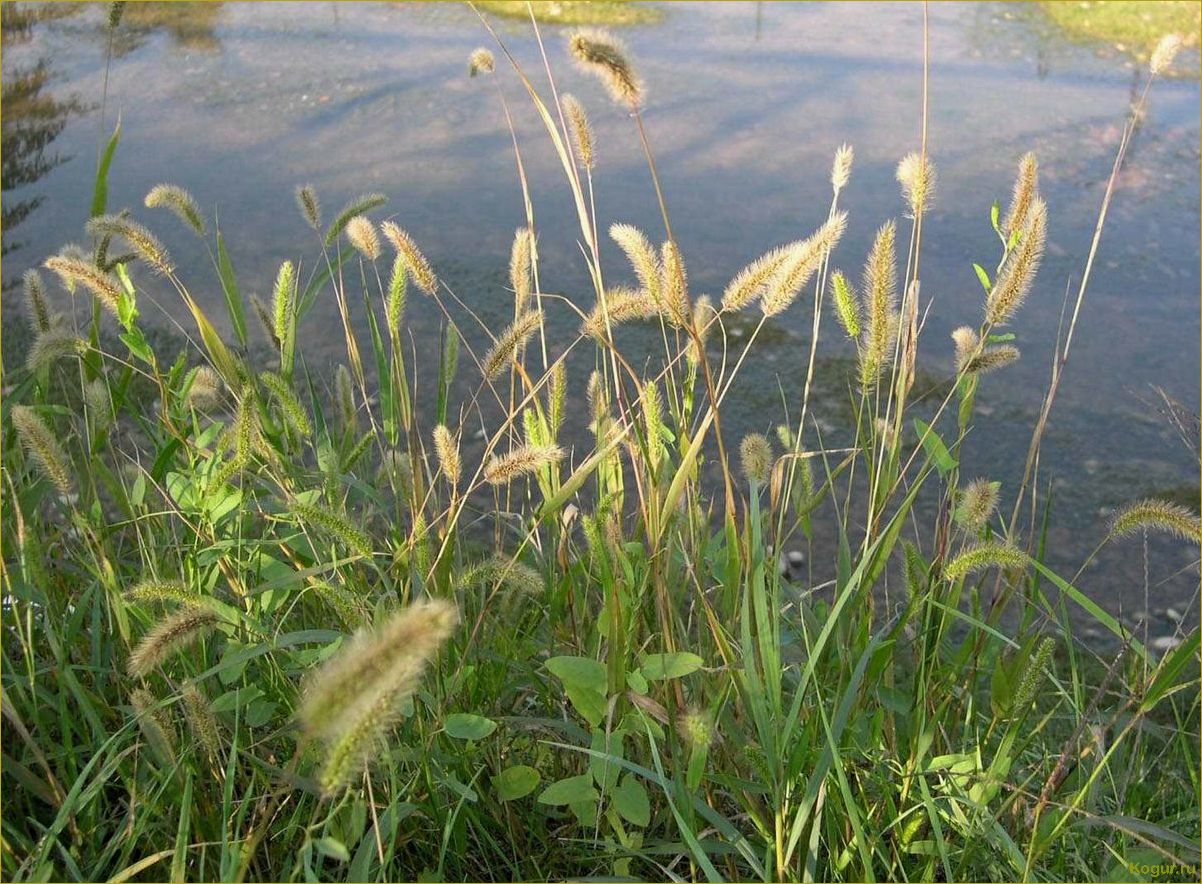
[589,730,623,791]
[537,774,597,806]
[612,775,650,827]
[640,651,703,680]
[211,686,264,714]
[444,713,497,741]
[546,656,606,693]
[245,699,278,728]
[494,765,540,801]
[564,683,606,727]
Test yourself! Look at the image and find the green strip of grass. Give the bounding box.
[1040,0,1199,67]
[475,1,662,27]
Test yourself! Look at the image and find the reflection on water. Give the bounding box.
[113,2,225,55]
[1,1,1198,617]
[0,2,85,255]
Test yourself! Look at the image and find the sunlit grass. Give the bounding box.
[1,8,1197,884]
[1040,0,1199,68]
[475,0,662,27]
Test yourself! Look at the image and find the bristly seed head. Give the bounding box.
[951,326,980,372]
[568,28,643,106]
[829,270,860,339]
[145,183,206,236]
[509,226,534,315]
[128,605,220,679]
[964,344,1020,375]
[581,286,657,339]
[1108,498,1201,545]
[433,424,461,486]
[955,478,1001,531]
[831,143,854,193]
[27,325,85,373]
[296,184,321,230]
[298,600,458,794]
[859,220,899,388]
[325,193,387,247]
[381,221,438,295]
[293,500,373,559]
[23,269,51,333]
[688,294,716,364]
[484,444,564,485]
[896,151,936,217]
[272,260,296,350]
[760,211,848,317]
[609,223,661,306]
[944,541,1027,582]
[1150,33,1183,76]
[86,214,173,275]
[186,365,223,410]
[12,405,73,495]
[182,682,221,760]
[723,243,793,312]
[345,215,381,261]
[482,311,541,381]
[44,255,124,316]
[130,687,176,767]
[1001,152,1039,241]
[739,433,773,485]
[986,197,1046,326]
[659,240,690,325]
[469,47,495,77]
[562,93,595,169]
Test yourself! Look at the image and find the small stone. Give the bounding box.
[1164,607,1183,623]
[787,550,804,567]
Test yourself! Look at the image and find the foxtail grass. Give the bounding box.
[483,443,564,484]
[11,405,73,495]
[1108,498,1202,544]
[127,606,220,679]
[568,28,642,106]
[144,183,205,236]
[381,221,438,295]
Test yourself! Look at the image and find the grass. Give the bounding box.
[1039,1,1200,66]
[472,1,662,27]
[1,8,1198,884]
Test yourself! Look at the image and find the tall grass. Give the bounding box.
[0,12,1197,883]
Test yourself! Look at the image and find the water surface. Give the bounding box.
[3,1,1199,629]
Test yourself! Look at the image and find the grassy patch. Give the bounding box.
[1039,0,1199,68]
[475,0,662,27]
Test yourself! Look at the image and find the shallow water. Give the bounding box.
[3,1,1199,629]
